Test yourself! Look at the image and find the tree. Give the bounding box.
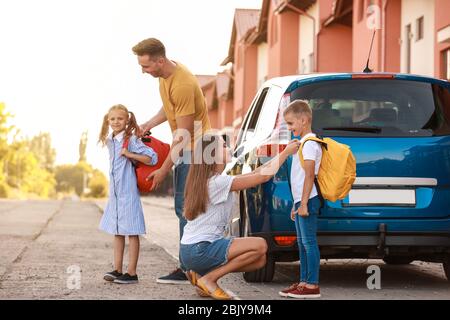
[88,169,108,198]
[55,162,93,197]
[28,132,56,172]
[20,160,56,198]
[0,103,104,199]
[4,139,56,198]
[0,160,9,198]
[79,131,88,163]
[0,102,13,197]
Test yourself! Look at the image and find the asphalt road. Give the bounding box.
[0,198,449,300]
[139,197,450,300]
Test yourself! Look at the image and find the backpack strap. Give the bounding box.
[298,136,326,210]
[298,137,326,168]
[122,136,138,167]
[313,177,324,210]
[286,154,294,203]
[122,136,130,150]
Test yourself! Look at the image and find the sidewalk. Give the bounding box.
[94,196,179,260]
[4,199,449,299]
[0,199,201,299]
[94,196,274,300]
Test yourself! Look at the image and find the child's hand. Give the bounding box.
[283,139,301,155]
[121,148,131,158]
[290,207,296,221]
[297,204,309,217]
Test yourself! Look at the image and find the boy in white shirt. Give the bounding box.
[279,100,323,299]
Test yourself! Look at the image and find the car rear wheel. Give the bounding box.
[383,256,414,265]
[443,256,450,282]
[243,255,275,283]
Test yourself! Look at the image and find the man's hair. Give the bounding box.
[132,38,166,59]
[283,100,312,120]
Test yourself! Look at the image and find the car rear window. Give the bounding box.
[290,79,450,137]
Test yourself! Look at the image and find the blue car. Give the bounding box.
[225,73,450,282]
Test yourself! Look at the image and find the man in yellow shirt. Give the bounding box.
[132,38,211,284]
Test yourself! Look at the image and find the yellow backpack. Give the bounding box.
[298,136,356,202]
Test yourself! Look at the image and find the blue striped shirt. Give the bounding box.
[99,131,158,235]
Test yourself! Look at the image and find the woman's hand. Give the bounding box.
[283,139,301,156]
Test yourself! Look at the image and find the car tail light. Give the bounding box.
[274,236,297,247]
[256,143,287,157]
[351,73,394,79]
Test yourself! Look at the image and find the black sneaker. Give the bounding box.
[103,270,123,281]
[156,268,189,284]
[113,273,139,284]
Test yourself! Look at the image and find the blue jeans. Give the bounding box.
[174,158,190,270]
[294,196,321,285]
[180,238,234,276]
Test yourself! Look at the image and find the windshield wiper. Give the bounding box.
[322,126,382,133]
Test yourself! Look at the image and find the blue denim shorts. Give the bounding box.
[180,237,234,276]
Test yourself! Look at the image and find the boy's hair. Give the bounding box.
[132,38,166,59]
[283,100,312,121]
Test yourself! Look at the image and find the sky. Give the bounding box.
[0,0,262,175]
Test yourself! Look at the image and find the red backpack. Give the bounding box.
[123,132,170,193]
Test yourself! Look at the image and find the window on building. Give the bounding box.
[416,16,424,41]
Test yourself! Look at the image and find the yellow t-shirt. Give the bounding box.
[159,62,211,150]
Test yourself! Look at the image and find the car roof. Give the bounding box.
[263,73,450,93]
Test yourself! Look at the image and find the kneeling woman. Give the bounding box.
[180,134,300,300]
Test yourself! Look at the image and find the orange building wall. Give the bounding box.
[316,0,351,72]
[218,98,234,129]
[267,1,299,77]
[352,0,401,73]
[435,0,450,79]
[233,42,258,126]
[208,108,219,130]
[319,0,334,20]
[201,83,219,130]
[383,0,401,72]
[233,42,244,124]
[318,24,353,72]
[243,45,258,116]
[352,0,382,72]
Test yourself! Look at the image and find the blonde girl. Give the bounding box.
[98,104,158,284]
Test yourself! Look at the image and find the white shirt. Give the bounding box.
[181,174,235,244]
[290,133,323,204]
